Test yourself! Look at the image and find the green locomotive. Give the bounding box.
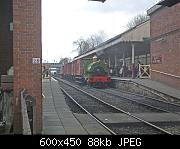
[83,56,111,87]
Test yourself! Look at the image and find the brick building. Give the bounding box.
[147,1,180,89]
[0,0,42,134]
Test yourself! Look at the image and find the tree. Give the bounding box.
[126,14,149,29]
[73,31,107,55]
[59,57,71,65]
[73,38,89,55]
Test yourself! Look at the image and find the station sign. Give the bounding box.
[151,55,162,64]
[32,58,41,64]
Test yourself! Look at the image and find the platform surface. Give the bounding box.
[42,78,111,135]
[112,77,180,100]
[42,78,87,134]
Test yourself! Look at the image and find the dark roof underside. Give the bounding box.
[88,0,106,2]
[158,0,179,7]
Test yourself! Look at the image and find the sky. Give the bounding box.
[42,0,159,63]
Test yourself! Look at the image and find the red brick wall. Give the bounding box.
[0,0,13,75]
[150,3,180,89]
[13,0,42,134]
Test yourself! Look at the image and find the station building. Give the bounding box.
[0,0,42,134]
[74,19,150,78]
[147,0,180,89]
[1,0,179,135]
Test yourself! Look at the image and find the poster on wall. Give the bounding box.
[151,55,162,64]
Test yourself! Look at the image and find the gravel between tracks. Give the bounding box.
[104,88,180,113]
[82,86,162,113]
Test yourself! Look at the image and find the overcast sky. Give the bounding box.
[42,0,159,63]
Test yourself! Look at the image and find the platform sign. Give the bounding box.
[32,58,41,64]
[152,55,162,64]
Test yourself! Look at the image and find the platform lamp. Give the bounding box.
[88,0,106,3]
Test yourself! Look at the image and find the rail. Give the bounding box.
[20,89,31,135]
[57,78,173,134]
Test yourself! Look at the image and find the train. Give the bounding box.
[61,55,112,87]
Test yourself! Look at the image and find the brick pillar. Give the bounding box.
[13,0,42,134]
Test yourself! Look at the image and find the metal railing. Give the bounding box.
[0,89,13,133]
[0,90,5,128]
[20,89,32,135]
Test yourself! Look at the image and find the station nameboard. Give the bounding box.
[151,55,162,64]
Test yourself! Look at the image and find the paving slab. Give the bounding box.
[131,79,180,99]
[42,78,87,134]
[82,124,111,135]
[43,126,66,135]
[63,126,87,135]
[112,77,180,100]
[74,114,111,135]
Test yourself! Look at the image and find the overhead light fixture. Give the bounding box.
[88,0,106,3]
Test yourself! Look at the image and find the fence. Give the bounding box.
[0,89,13,133]
[139,65,151,79]
[21,89,35,135]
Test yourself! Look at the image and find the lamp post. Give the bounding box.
[131,43,135,79]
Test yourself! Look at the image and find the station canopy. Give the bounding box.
[74,40,150,61]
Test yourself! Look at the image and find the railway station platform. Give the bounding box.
[42,78,111,135]
[112,77,180,100]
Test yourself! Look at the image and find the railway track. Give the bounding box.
[109,88,180,107]
[82,87,180,135]
[55,77,176,135]
[87,88,180,115]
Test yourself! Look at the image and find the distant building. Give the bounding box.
[74,20,150,78]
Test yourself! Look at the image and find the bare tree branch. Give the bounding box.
[126,14,149,29]
[73,31,107,55]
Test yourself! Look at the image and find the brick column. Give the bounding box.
[13,0,42,134]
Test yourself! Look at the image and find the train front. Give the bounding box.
[84,58,112,87]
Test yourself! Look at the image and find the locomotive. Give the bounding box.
[61,55,111,87]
